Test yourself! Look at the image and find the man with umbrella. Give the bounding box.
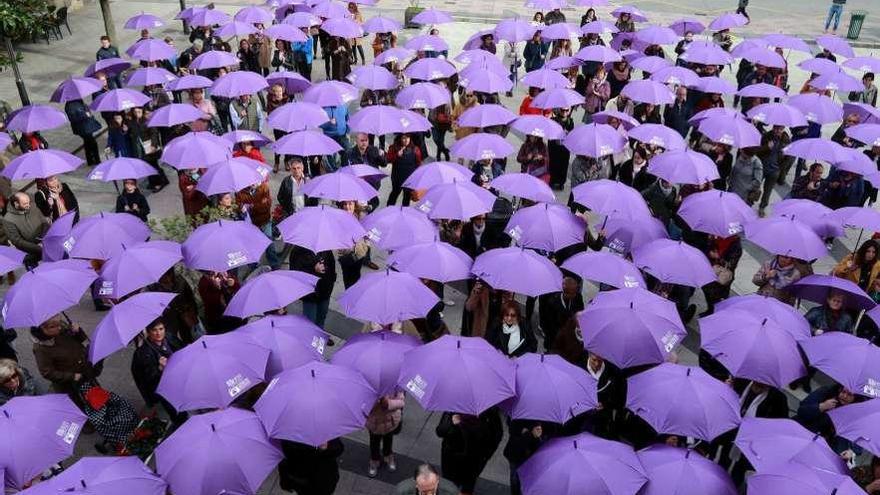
[346,132,387,210]
[31,315,100,401]
[756,125,792,217]
[3,193,49,269]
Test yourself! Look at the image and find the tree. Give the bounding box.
[98,0,116,44]
[0,0,53,68]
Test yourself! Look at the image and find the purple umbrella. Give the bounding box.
[708,12,748,30]
[787,93,843,124]
[363,15,401,33]
[411,7,453,24]
[189,50,241,70]
[223,130,272,148]
[313,0,350,18]
[234,5,273,24]
[628,363,741,441]
[519,432,648,495]
[161,131,232,170]
[404,58,458,81]
[124,67,177,87]
[196,157,270,195]
[255,362,377,446]
[532,88,585,110]
[0,395,87,491]
[273,129,343,156]
[349,105,409,135]
[147,103,207,127]
[540,22,581,41]
[630,56,673,74]
[572,179,651,219]
[833,206,880,233]
[578,288,685,369]
[580,20,620,35]
[494,18,538,43]
[457,104,517,128]
[716,294,811,340]
[562,251,646,288]
[798,57,841,76]
[395,82,451,110]
[604,214,669,254]
[5,105,67,133]
[321,17,364,38]
[828,400,880,456]
[816,33,855,58]
[747,463,865,495]
[300,171,377,202]
[388,241,473,283]
[735,417,847,474]
[41,210,76,263]
[764,33,812,53]
[678,189,756,237]
[696,76,737,95]
[338,269,440,324]
[91,88,151,112]
[282,11,322,27]
[279,205,367,252]
[98,240,182,299]
[124,12,164,29]
[224,271,317,318]
[783,137,850,163]
[265,70,312,94]
[505,203,586,252]
[575,45,623,63]
[843,56,880,73]
[628,124,687,150]
[164,74,213,91]
[772,198,843,238]
[215,20,259,38]
[158,334,269,411]
[520,68,570,90]
[339,164,388,181]
[741,47,787,69]
[801,332,880,398]
[844,102,880,125]
[125,38,176,62]
[510,115,566,140]
[84,57,131,77]
[374,47,416,65]
[647,149,719,185]
[633,239,716,287]
[747,102,808,127]
[237,315,329,377]
[787,273,874,310]
[545,55,582,70]
[331,331,421,397]
[188,8,231,27]
[65,211,151,261]
[88,292,177,363]
[504,353,598,423]
[738,82,787,99]
[268,101,328,132]
[460,69,514,94]
[700,309,807,388]
[347,65,398,91]
[183,220,271,272]
[621,79,675,105]
[744,216,827,260]
[592,110,640,129]
[449,132,514,161]
[689,107,740,125]
[212,70,268,97]
[362,206,436,250]
[399,335,515,414]
[679,40,732,65]
[0,132,10,150]
[2,149,83,180]
[490,172,556,203]
[155,408,282,495]
[846,123,880,147]
[698,115,761,147]
[21,456,167,495]
[404,161,473,190]
[810,71,863,92]
[563,124,627,158]
[669,17,706,36]
[50,76,103,103]
[0,246,24,275]
[637,445,737,495]
[634,25,678,45]
[471,247,562,296]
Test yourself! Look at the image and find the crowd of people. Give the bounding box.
[1,1,880,495]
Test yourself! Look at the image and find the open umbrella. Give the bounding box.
[224,271,317,318]
[5,105,65,133]
[773,198,843,238]
[563,124,627,158]
[505,203,587,252]
[800,332,880,398]
[237,314,328,378]
[621,80,674,105]
[272,129,343,156]
[155,408,282,495]
[234,5,273,24]
[679,40,732,65]
[21,456,167,495]
[637,445,737,495]
[394,82,451,110]
[628,124,687,151]
[828,400,880,456]
[578,288,685,369]
[50,77,103,103]
[411,7,453,24]
[125,38,176,61]
[735,417,848,474]
[747,102,808,127]
[338,269,440,324]
[678,189,756,236]
[84,57,131,77]
[490,172,557,202]
[164,74,213,91]
[604,214,669,254]
[146,103,207,128]
[388,240,472,283]
[182,220,272,272]
[0,395,87,491]
[211,71,268,98]
[300,171,377,203]
[630,56,672,74]
[267,101,329,132]
[2,149,83,180]
[650,66,700,86]
[278,205,367,252]
[518,432,648,495]
[472,247,562,297]
[738,82,787,99]
[575,45,623,63]
[459,69,514,94]
[786,94,843,124]
[98,240,182,299]
[41,210,76,262]
[347,65,398,91]
[189,50,241,70]
[374,47,416,65]
[2,259,97,328]
[195,157,270,195]
[215,21,259,38]
[504,353,598,423]
[404,161,473,190]
[67,211,151,260]
[783,137,851,163]
[457,104,517,128]
[747,463,865,495]
[405,58,457,81]
[88,292,177,363]
[0,246,24,275]
[405,34,450,53]
[571,179,650,219]
[331,330,421,396]
[348,105,411,135]
[161,131,232,170]
[816,33,855,58]
[416,180,497,220]
[846,123,880,147]
[90,88,152,112]
[398,335,516,415]
[627,363,741,441]
[124,67,177,87]
[157,334,269,411]
[787,274,875,310]
[361,206,436,250]
[744,216,827,260]
[764,33,811,53]
[532,88,586,110]
[716,294,811,340]
[124,12,164,29]
[265,70,311,93]
[633,239,716,288]
[562,251,646,288]
[698,114,761,147]
[520,68,570,90]
[223,130,272,148]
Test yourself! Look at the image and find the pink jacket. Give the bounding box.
[365,391,405,435]
[584,79,611,114]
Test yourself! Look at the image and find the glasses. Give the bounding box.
[503,312,518,317]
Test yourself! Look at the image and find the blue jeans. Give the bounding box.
[303,298,330,328]
[259,222,279,269]
[825,3,844,30]
[323,134,350,173]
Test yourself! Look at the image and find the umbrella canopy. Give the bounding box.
[155,408,282,495]
[575,45,623,63]
[182,220,272,272]
[628,124,687,151]
[98,240,182,299]
[699,309,807,388]
[404,161,473,190]
[405,57,457,81]
[124,67,177,87]
[740,47,786,69]
[637,445,737,495]
[459,69,514,94]
[411,7,454,24]
[457,104,517,128]
[237,315,328,378]
[828,400,880,456]
[195,157,269,195]
[361,206,436,250]
[561,251,646,289]
[223,130,272,148]
[338,269,441,324]
[634,25,678,45]
[188,8,231,27]
[362,15,401,33]
[211,71,269,97]
[563,124,628,158]
[783,137,850,163]
[505,203,587,252]
[632,239,716,288]
[472,247,562,297]
[0,246,24,275]
[416,180,497,220]
[2,149,83,180]
[571,179,651,220]
[224,271,317,318]
[696,76,738,94]
[146,103,207,127]
[490,171,557,202]
[650,66,700,86]
[763,33,811,52]
[747,463,865,495]
[21,456,166,495]
[504,353,598,423]
[800,332,880,399]
[279,205,367,252]
[2,259,97,328]
[592,110,640,130]
[578,288,685,369]
[532,88,586,110]
[266,70,312,94]
[630,56,672,74]
[816,33,856,58]
[679,40,732,65]
[0,395,87,491]
[234,5,273,24]
[846,123,880,147]
[709,12,748,30]
[164,74,213,91]
[161,131,232,170]
[300,171,377,202]
[627,363,742,441]
[735,417,848,474]
[747,102,809,127]
[495,18,538,42]
[786,94,843,124]
[88,292,177,363]
[41,210,76,262]
[716,294,811,340]
[349,105,412,135]
[124,12,164,29]
[394,82,451,110]
[398,335,516,415]
[405,35,450,55]
[832,205,880,232]
[521,68,571,89]
[84,57,131,77]
[374,47,416,65]
[388,240,473,283]
[518,432,648,495]
[347,65,398,91]
[697,115,761,147]
[604,215,669,254]
[157,334,269,411]
[215,20,259,38]
[581,20,619,35]
[678,189,756,236]
[255,362,377,447]
[621,80,675,105]
[50,77,103,103]
[331,330,421,396]
[809,71,863,92]
[773,200,845,239]
[5,106,65,134]
[320,17,364,38]
[744,216,827,260]
[798,58,841,75]
[787,274,875,311]
[738,82,787,99]
[125,38,176,61]
[267,101,329,132]
[90,88,152,112]
[272,129,343,156]
[189,50,241,70]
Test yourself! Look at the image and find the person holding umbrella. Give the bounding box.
[756,125,793,217]
[34,175,79,223]
[277,438,345,495]
[728,146,763,206]
[395,463,459,495]
[435,408,504,495]
[789,163,826,201]
[795,385,861,456]
[804,291,855,335]
[128,106,168,191]
[700,233,743,316]
[17,131,48,153]
[197,271,243,334]
[516,134,550,183]
[336,200,371,288]
[179,168,209,222]
[64,97,102,166]
[485,301,538,358]
[752,254,803,305]
[277,156,311,218]
[386,133,423,206]
[115,179,150,222]
[236,170,278,270]
[365,389,406,477]
[30,315,100,401]
[3,192,49,269]
[0,358,42,406]
[833,240,880,292]
[291,247,337,329]
[130,318,185,425]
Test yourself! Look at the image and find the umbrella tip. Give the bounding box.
[685,449,691,458]
[81,480,87,488]
[211,423,216,432]
[2,410,8,418]
[686,367,692,376]
[573,440,578,449]
[457,339,461,349]
[761,317,768,326]
[311,368,316,378]
[630,301,634,309]
[813,433,821,441]
[540,353,545,362]
[202,340,207,349]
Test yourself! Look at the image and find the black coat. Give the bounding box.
[436,409,503,492]
[34,184,79,223]
[484,318,538,357]
[663,101,693,138]
[131,336,180,405]
[538,293,585,344]
[64,100,101,137]
[278,439,344,495]
[291,247,337,301]
[734,380,790,419]
[116,190,150,222]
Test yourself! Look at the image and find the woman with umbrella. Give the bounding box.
[584,66,611,123]
[30,315,100,400]
[34,175,79,223]
[805,291,855,335]
[214,192,244,220]
[115,179,150,222]
[130,318,185,425]
[336,200,371,288]
[485,301,538,358]
[386,133,423,206]
[700,233,743,316]
[516,134,550,183]
[365,389,406,477]
[794,385,862,455]
[435,408,504,495]
[148,268,201,344]
[329,36,353,81]
[833,240,880,292]
[752,254,803,305]
[789,162,825,201]
[187,88,218,133]
[548,107,574,190]
[179,168,209,222]
[266,84,289,173]
[197,271,242,334]
[291,247,337,329]
[278,438,345,495]
[17,131,48,153]
[128,106,168,191]
[0,358,42,406]
[107,112,133,158]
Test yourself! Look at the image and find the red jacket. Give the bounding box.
[233,147,266,163]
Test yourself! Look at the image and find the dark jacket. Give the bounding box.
[484,318,538,357]
[291,247,337,301]
[18,133,48,153]
[735,380,790,419]
[395,478,459,495]
[31,328,99,394]
[278,439,344,495]
[64,100,101,137]
[35,184,79,222]
[3,206,49,256]
[96,45,120,61]
[388,143,422,185]
[641,181,678,226]
[131,336,180,405]
[538,292,585,345]
[436,409,504,492]
[116,190,151,222]
[345,145,387,188]
[663,100,693,138]
[0,365,39,406]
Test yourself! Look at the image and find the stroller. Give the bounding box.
[78,381,168,458]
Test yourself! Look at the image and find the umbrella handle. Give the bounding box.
[854,228,865,254]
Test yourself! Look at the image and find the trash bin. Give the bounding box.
[847,10,867,40]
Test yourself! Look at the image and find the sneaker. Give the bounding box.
[443,299,456,307]
[368,461,379,478]
[384,455,397,472]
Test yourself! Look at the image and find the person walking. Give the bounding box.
[365,390,405,477]
[736,0,750,22]
[825,0,847,33]
[386,134,422,206]
[64,98,102,166]
[130,318,185,425]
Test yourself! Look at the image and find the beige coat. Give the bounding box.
[365,391,405,435]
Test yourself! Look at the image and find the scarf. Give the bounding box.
[502,323,523,354]
[713,236,737,259]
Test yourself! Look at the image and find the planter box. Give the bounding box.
[404,6,425,29]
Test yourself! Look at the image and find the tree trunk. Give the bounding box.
[99,0,117,43]
[178,0,190,34]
